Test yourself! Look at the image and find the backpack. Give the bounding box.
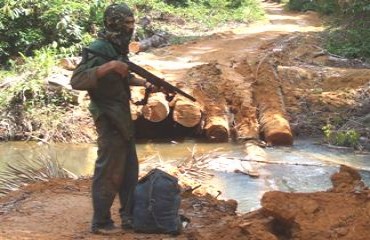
[133,168,182,235]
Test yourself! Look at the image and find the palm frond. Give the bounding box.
[0,152,77,196]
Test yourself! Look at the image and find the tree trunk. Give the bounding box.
[203,115,229,141]
[220,61,259,140]
[142,92,170,122]
[184,63,231,141]
[170,95,202,128]
[254,61,293,146]
[190,64,231,141]
[129,34,168,53]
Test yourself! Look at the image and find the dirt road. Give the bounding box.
[1,2,370,239]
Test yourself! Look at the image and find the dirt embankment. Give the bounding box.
[1,165,370,240]
[1,1,370,240]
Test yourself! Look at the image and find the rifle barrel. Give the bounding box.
[126,61,196,102]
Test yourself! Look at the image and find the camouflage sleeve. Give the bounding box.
[70,40,120,90]
[70,57,100,90]
[70,68,100,90]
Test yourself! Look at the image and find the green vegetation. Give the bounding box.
[0,46,74,111]
[322,124,360,148]
[326,6,370,60]
[0,0,264,65]
[287,0,340,14]
[0,46,76,141]
[287,0,370,62]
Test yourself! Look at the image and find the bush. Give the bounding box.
[322,124,360,148]
[287,0,339,13]
[325,1,370,61]
[286,0,370,62]
[287,0,316,11]
[0,0,109,65]
[0,46,75,111]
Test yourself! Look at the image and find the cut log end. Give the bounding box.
[259,112,294,146]
[172,100,202,128]
[205,125,229,142]
[129,42,141,54]
[265,131,293,146]
[142,103,169,122]
[130,104,142,121]
[142,93,170,122]
[204,116,229,142]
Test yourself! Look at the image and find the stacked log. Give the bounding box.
[253,60,293,146]
[129,34,168,54]
[189,63,231,142]
[170,95,202,128]
[130,84,202,133]
[203,114,229,141]
[130,87,171,122]
[54,55,294,144]
[142,92,170,122]
[219,60,259,140]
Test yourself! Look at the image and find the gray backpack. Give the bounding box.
[133,168,182,235]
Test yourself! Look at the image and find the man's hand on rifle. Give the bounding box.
[131,77,166,93]
[144,81,156,92]
[144,81,166,93]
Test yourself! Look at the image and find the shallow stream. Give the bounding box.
[1,138,369,213]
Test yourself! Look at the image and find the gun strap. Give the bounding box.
[83,48,116,62]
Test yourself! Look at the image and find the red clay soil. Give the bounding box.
[1,1,370,239]
[1,165,370,240]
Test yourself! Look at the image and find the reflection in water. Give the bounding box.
[0,142,96,176]
[1,138,369,213]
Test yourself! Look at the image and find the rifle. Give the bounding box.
[83,48,196,105]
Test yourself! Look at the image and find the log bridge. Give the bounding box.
[61,55,293,146]
[129,58,293,146]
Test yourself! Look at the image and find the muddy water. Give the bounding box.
[1,139,369,213]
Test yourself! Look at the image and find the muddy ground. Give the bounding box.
[1,164,370,240]
[1,2,370,240]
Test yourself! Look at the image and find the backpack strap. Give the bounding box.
[147,171,166,231]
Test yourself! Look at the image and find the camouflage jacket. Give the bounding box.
[70,39,134,140]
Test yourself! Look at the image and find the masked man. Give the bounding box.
[70,3,152,234]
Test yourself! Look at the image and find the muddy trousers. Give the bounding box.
[91,115,138,229]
